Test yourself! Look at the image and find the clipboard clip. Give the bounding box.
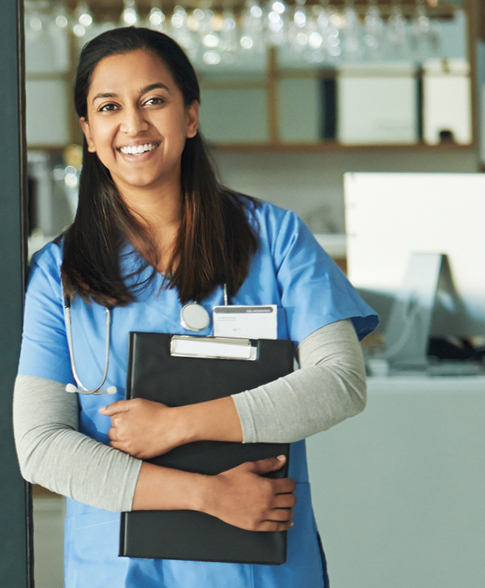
[170,336,257,361]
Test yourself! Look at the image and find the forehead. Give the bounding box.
[88,49,177,94]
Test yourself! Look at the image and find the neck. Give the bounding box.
[117,177,183,272]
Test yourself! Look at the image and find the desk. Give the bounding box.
[306,376,485,588]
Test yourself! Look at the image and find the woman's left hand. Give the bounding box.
[100,399,184,459]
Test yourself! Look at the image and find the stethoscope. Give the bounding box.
[63,285,228,395]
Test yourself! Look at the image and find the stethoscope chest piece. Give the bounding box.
[180,302,210,332]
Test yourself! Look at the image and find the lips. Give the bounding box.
[118,142,160,155]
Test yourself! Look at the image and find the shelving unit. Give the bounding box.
[210,140,477,152]
[25,0,478,153]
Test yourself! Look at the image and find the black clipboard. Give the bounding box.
[119,332,294,565]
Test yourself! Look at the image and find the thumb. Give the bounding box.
[249,454,286,475]
[99,400,132,416]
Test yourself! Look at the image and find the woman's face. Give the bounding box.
[80,49,199,198]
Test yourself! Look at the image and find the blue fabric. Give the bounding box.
[19,200,376,588]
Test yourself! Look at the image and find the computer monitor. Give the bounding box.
[345,173,485,345]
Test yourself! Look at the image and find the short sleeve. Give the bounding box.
[18,243,74,384]
[268,208,378,345]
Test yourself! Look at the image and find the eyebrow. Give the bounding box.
[92,83,171,104]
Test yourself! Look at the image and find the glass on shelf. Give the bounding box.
[387,0,409,61]
[363,0,385,61]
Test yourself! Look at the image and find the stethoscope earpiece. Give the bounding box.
[65,383,117,395]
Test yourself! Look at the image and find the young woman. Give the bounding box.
[14,27,377,588]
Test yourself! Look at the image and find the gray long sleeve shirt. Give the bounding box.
[13,319,366,512]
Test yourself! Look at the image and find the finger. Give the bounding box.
[109,441,130,454]
[248,455,286,475]
[273,493,297,509]
[107,427,117,441]
[99,400,132,416]
[272,477,297,494]
[257,520,294,533]
[267,508,294,522]
[110,413,122,427]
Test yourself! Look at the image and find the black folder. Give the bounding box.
[120,332,294,565]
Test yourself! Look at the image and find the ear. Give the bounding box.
[185,101,199,139]
[80,117,96,153]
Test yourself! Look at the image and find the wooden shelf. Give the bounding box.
[27,145,71,153]
[210,141,477,153]
[27,142,477,154]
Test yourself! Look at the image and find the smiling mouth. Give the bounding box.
[119,142,160,155]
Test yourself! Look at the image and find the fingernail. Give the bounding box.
[277,454,286,461]
[290,521,294,527]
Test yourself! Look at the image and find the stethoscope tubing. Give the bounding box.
[64,297,114,395]
[63,284,228,395]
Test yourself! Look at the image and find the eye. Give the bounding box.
[144,97,166,107]
[98,103,119,112]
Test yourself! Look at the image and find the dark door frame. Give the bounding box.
[0,1,33,585]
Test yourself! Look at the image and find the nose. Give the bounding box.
[120,105,149,135]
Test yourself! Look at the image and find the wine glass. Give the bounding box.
[170,2,197,57]
[146,1,166,31]
[363,0,384,61]
[265,0,290,47]
[219,2,238,64]
[289,0,309,55]
[24,1,47,43]
[121,0,140,26]
[302,4,327,64]
[387,0,408,60]
[341,0,363,62]
[240,0,265,53]
[411,0,441,61]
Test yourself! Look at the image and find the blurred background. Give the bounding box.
[24,0,481,259]
[22,1,485,587]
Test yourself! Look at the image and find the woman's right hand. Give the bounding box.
[201,455,297,532]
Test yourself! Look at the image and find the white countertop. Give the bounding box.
[307,375,485,588]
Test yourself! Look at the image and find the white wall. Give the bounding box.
[212,149,479,234]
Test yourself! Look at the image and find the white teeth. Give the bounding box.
[120,143,158,155]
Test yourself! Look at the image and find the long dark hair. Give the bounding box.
[62,27,259,306]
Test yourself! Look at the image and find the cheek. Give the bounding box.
[176,117,194,144]
[90,127,115,157]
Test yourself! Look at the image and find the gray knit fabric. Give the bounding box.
[13,319,365,511]
[232,319,366,443]
[13,376,141,511]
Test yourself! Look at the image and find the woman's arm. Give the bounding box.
[104,319,366,456]
[134,457,295,531]
[13,375,140,511]
[13,375,295,530]
[233,318,366,443]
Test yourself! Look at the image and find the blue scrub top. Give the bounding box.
[18,200,377,588]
